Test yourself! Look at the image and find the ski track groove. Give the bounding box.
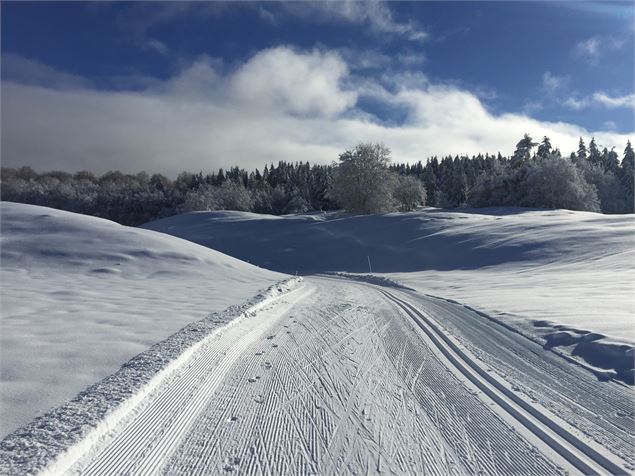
[59,278,632,475]
[414,293,635,465]
[380,288,630,476]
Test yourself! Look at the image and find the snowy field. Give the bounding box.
[3,277,631,475]
[1,203,633,475]
[144,207,635,380]
[0,202,285,437]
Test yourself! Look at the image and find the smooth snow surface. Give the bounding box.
[3,277,630,475]
[144,207,635,380]
[0,202,285,437]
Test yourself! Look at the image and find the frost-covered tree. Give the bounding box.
[521,154,599,212]
[181,185,217,212]
[602,147,620,174]
[394,175,426,211]
[329,143,398,214]
[576,159,624,214]
[577,137,588,162]
[620,141,634,212]
[468,160,516,207]
[510,134,537,167]
[213,181,253,211]
[588,137,601,166]
[536,136,552,159]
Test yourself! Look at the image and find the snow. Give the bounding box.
[0,277,303,476]
[0,202,285,438]
[143,207,635,379]
[5,277,630,475]
[2,201,633,474]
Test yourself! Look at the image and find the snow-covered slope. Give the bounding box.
[0,202,285,437]
[143,207,635,378]
[142,208,634,274]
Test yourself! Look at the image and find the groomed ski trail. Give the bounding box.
[45,277,632,475]
[378,288,629,475]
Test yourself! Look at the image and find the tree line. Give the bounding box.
[1,135,633,225]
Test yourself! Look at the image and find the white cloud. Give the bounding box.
[230,47,357,117]
[258,7,278,27]
[564,96,590,110]
[144,39,168,55]
[575,35,625,63]
[592,91,635,109]
[281,1,428,42]
[2,48,632,176]
[576,37,601,59]
[1,54,90,90]
[563,91,635,110]
[542,71,567,92]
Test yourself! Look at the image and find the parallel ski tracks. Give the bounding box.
[63,278,629,475]
[78,285,310,476]
[379,288,630,476]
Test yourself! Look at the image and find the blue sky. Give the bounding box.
[1,1,634,175]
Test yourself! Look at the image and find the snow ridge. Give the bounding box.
[0,277,303,476]
[321,272,415,290]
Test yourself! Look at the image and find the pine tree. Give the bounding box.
[620,141,634,212]
[511,134,537,167]
[577,138,588,162]
[603,147,620,173]
[588,138,601,166]
[536,136,552,159]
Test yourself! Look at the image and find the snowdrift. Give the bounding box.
[0,202,285,437]
[144,207,635,383]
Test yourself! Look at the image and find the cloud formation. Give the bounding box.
[279,1,428,42]
[2,48,632,176]
[575,35,625,63]
[542,71,568,92]
[564,91,635,110]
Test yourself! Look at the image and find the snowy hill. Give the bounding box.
[142,208,634,274]
[0,202,285,437]
[144,207,635,372]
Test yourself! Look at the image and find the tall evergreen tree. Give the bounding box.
[511,134,537,167]
[588,138,601,166]
[620,141,634,212]
[536,136,552,159]
[577,137,588,162]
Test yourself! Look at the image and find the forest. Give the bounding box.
[1,135,633,226]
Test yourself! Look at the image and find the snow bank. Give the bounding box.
[0,277,303,476]
[322,272,414,290]
[144,207,634,380]
[0,202,286,437]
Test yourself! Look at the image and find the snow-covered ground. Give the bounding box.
[144,207,635,381]
[0,202,285,437]
[2,277,631,475]
[1,204,633,475]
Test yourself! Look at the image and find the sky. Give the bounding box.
[1,1,634,176]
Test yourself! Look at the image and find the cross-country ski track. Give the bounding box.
[26,277,635,475]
